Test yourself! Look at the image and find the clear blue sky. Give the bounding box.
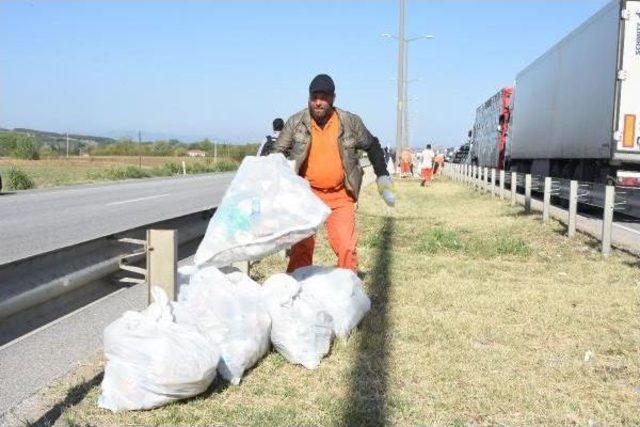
[0,0,608,147]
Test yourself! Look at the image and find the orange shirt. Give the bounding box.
[401,149,412,163]
[301,110,345,191]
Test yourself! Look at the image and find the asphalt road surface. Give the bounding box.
[0,173,234,266]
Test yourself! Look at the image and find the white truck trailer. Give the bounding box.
[507,0,640,187]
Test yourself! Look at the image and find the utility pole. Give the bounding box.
[384,1,434,160]
[138,130,142,168]
[403,43,409,150]
[395,0,406,161]
[66,132,69,158]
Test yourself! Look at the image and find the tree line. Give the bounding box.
[0,131,260,162]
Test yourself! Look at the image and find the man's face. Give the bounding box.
[308,91,335,121]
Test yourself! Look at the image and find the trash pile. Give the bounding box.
[98,154,372,412]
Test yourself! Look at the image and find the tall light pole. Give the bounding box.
[396,0,405,160]
[384,3,434,158]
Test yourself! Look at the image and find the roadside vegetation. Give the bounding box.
[0,157,239,189]
[0,129,258,190]
[4,166,35,190]
[48,178,639,425]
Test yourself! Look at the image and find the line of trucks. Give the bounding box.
[457,0,640,196]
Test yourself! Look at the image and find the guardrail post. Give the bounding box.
[568,180,578,237]
[499,170,505,199]
[472,166,477,189]
[542,177,552,222]
[484,167,488,193]
[146,229,178,303]
[510,172,517,206]
[473,166,477,189]
[601,185,615,256]
[491,169,496,196]
[524,174,532,212]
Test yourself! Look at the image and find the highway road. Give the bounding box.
[0,173,234,266]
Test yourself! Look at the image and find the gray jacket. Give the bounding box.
[274,107,388,200]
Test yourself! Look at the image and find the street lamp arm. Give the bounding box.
[406,34,435,43]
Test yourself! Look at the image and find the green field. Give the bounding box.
[49,177,640,425]
[0,156,237,190]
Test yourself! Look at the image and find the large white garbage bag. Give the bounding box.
[98,288,219,412]
[194,154,331,267]
[174,266,271,385]
[261,273,334,369]
[292,266,371,338]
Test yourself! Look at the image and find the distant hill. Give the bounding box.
[8,128,117,146]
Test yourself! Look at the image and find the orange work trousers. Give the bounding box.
[287,187,357,273]
[421,167,433,184]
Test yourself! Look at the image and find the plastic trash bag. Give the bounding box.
[98,287,219,412]
[292,266,371,338]
[261,273,334,369]
[174,266,271,385]
[194,154,331,267]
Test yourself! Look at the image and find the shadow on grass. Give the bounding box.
[343,217,394,426]
[29,372,103,427]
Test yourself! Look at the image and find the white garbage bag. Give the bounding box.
[292,266,371,338]
[174,266,271,385]
[261,273,334,369]
[194,154,331,267]
[98,287,219,412]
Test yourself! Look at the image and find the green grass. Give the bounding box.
[48,177,640,426]
[0,156,239,189]
[4,165,35,190]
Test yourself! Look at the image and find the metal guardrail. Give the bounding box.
[443,163,622,257]
[0,209,214,345]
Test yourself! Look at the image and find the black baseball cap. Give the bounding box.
[309,74,335,95]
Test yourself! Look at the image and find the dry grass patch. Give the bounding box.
[50,177,640,426]
[0,156,236,189]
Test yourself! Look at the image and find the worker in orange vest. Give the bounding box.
[400,149,413,178]
[434,151,445,176]
[274,74,395,272]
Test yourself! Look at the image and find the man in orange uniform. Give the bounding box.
[274,74,395,272]
[400,148,413,177]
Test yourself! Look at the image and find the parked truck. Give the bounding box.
[468,88,513,170]
[507,0,640,186]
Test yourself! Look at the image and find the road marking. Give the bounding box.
[613,223,640,235]
[106,193,169,206]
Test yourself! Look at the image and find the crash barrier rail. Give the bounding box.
[443,163,623,257]
[0,210,215,345]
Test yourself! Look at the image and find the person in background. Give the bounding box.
[385,147,396,175]
[383,147,391,164]
[420,144,436,187]
[274,74,395,273]
[400,148,413,178]
[434,150,445,176]
[257,118,284,156]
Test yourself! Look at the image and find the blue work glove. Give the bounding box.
[376,175,396,207]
